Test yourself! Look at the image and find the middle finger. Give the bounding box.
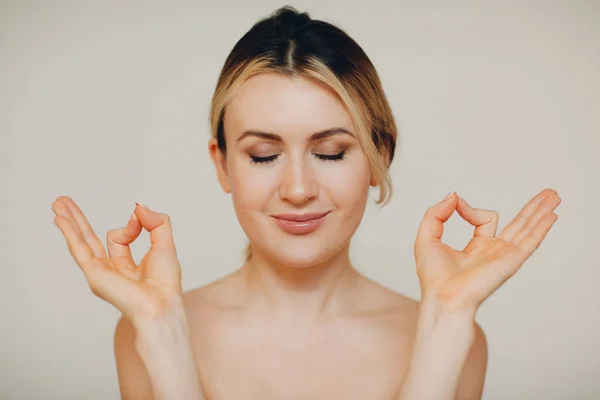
[107,211,142,259]
[456,196,499,238]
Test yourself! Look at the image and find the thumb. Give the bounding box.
[133,203,176,252]
[414,191,458,252]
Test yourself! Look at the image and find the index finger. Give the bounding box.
[414,192,458,251]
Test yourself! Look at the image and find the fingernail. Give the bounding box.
[130,212,138,221]
[444,190,456,200]
[135,202,147,209]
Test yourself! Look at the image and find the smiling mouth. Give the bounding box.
[271,211,330,235]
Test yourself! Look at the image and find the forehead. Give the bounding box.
[224,73,354,138]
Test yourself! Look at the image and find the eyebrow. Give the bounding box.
[236,127,355,144]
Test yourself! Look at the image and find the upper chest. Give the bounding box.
[190,311,416,400]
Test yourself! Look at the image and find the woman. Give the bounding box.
[51,6,561,399]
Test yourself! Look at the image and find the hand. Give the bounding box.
[51,196,183,321]
[413,188,561,314]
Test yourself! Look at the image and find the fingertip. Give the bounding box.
[127,213,142,231]
[458,195,471,207]
[444,190,456,201]
[54,215,67,230]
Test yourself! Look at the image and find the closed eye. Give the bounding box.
[314,150,345,161]
[249,150,346,165]
[250,154,279,164]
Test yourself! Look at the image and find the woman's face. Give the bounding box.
[210,73,376,267]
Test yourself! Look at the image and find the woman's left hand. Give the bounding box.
[413,188,561,314]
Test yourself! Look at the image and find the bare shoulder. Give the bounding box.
[353,274,488,397]
[352,273,420,324]
[351,274,486,350]
[181,269,246,311]
[179,268,251,335]
[457,317,488,398]
[113,315,152,399]
[113,271,243,399]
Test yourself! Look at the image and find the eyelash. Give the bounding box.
[249,151,346,164]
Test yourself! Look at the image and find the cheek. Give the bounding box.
[229,159,276,210]
[320,157,372,208]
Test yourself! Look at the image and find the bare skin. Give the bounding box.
[115,265,483,400]
[54,187,559,399]
[187,273,418,399]
[52,73,560,399]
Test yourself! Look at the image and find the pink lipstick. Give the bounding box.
[271,211,330,235]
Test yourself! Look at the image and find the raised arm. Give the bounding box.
[131,297,204,400]
[397,189,560,400]
[52,197,205,399]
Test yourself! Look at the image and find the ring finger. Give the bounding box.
[52,197,107,258]
[511,193,561,245]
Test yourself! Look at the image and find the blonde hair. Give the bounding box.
[209,6,399,262]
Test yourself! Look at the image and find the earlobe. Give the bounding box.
[369,173,378,187]
[208,138,231,193]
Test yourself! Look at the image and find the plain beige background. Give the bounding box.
[1,0,598,399]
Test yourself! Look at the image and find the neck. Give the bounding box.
[239,243,361,326]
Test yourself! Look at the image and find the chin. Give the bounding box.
[264,239,343,268]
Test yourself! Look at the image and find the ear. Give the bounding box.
[370,146,390,187]
[208,137,231,193]
[369,173,378,187]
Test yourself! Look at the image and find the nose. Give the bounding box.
[278,152,318,205]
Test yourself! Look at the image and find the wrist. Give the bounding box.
[131,292,186,326]
[420,290,478,319]
[131,297,191,351]
[417,295,477,344]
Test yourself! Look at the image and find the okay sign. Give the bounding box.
[52,197,183,321]
[413,188,561,313]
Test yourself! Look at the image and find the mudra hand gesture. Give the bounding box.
[51,197,182,321]
[414,188,561,315]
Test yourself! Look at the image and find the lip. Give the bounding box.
[271,211,330,235]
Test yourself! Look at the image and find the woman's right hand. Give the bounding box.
[51,196,184,322]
